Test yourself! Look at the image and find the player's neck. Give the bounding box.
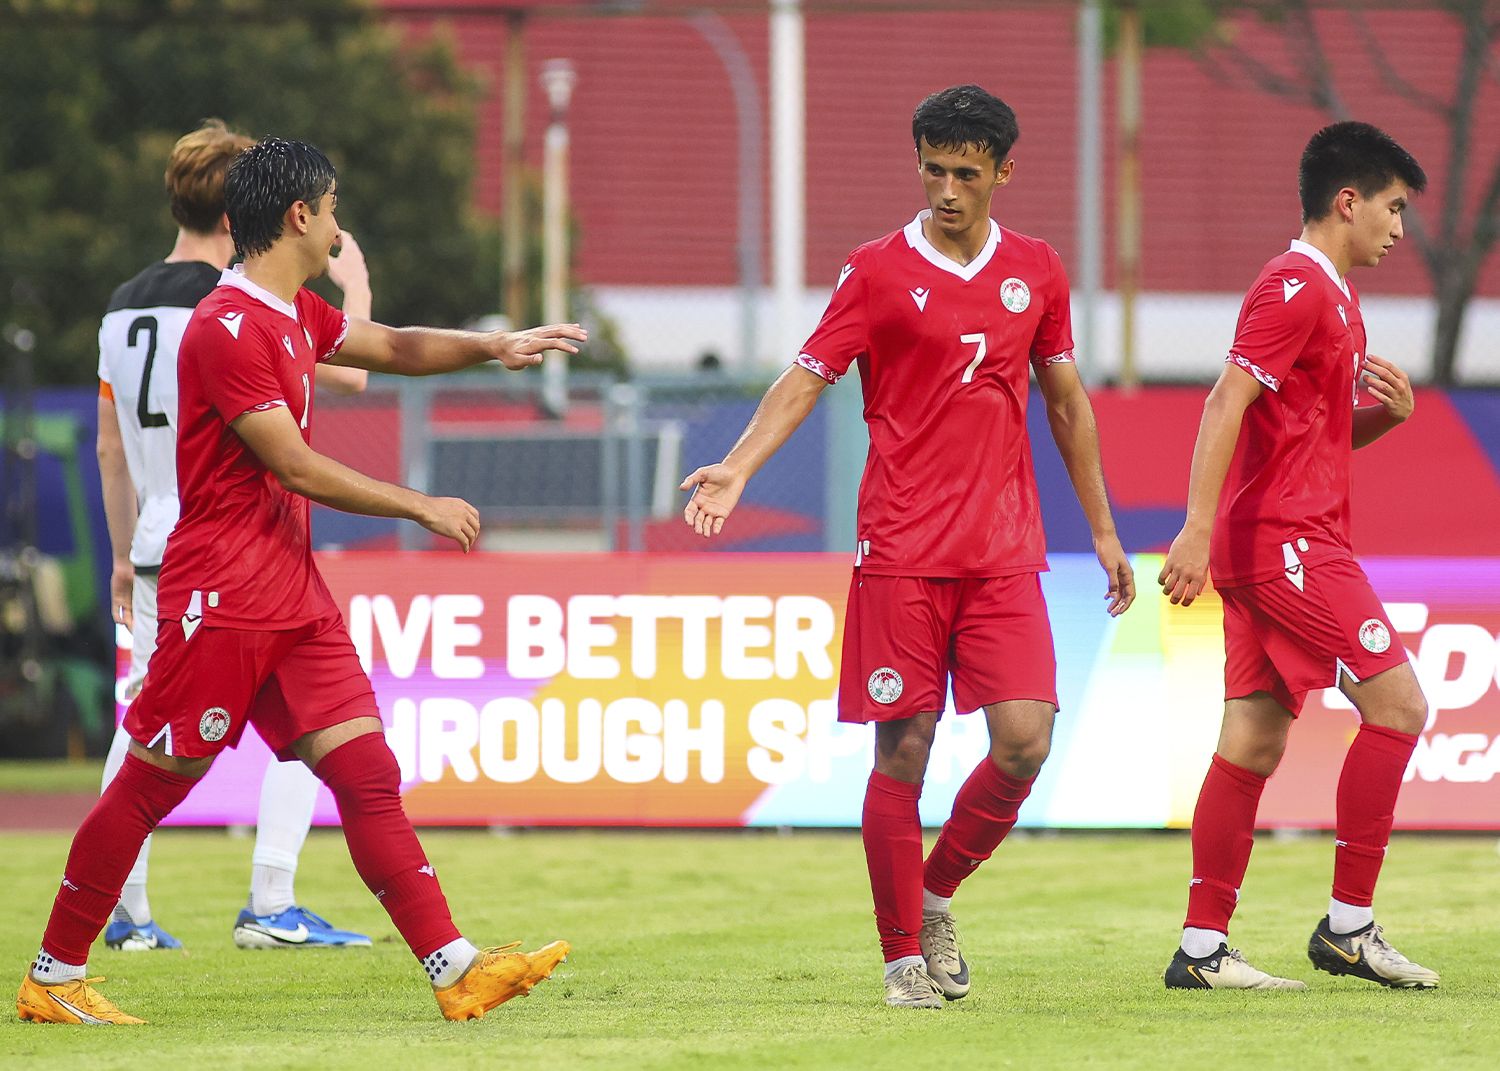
[239,250,310,308]
[164,228,234,271]
[1296,226,1352,279]
[921,213,990,266]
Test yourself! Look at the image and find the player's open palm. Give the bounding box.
[1159,526,1210,607]
[1094,533,1135,616]
[420,496,482,552]
[680,464,745,539]
[488,324,589,370]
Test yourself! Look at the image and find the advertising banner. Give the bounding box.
[112,553,1500,829]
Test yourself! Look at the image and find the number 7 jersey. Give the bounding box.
[795,211,1075,577]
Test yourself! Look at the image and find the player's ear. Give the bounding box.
[995,158,1015,187]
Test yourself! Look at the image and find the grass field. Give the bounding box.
[1,827,1497,1070]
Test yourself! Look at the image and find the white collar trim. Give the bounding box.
[1287,239,1349,299]
[219,266,298,320]
[904,211,1001,281]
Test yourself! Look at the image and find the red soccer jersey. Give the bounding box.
[1211,240,1367,587]
[796,211,1074,577]
[156,268,350,630]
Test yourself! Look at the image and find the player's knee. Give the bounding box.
[875,735,933,780]
[1383,692,1429,736]
[991,737,1050,779]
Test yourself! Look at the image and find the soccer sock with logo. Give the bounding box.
[1331,723,1419,916]
[313,732,462,964]
[39,754,197,967]
[101,725,154,925]
[923,757,1035,901]
[249,756,321,916]
[862,770,925,963]
[1183,753,1267,937]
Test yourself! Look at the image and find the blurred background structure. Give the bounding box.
[2,2,1499,830]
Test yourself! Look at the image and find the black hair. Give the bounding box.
[912,84,1019,166]
[224,137,337,258]
[1298,122,1426,224]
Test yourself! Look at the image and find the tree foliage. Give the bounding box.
[0,0,501,385]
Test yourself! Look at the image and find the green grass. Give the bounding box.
[0,760,105,794]
[1,829,1497,1069]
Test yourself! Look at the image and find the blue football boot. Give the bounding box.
[232,905,372,949]
[104,918,183,951]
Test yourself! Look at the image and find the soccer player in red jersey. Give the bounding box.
[682,85,1134,1008]
[18,137,586,1026]
[1159,122,1438,990]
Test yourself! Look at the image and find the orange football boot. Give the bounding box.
[433,940,570,1021]
[17,975,146,1024]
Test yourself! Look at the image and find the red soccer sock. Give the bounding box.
[1183,753,1267,933]
[1333,723,1419,907]
[314,732,461,959]
[862,770,925,962]
[923,758,1034,898]
[41,754,196,965]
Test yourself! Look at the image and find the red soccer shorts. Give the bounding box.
[1220,556,1410,717]
[123,609,377,760]
[838,570,1058,723]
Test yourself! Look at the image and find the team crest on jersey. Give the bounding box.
[868,667,903,705]
[1000,277,1030,313]
[1358,619,1391,654]
[199,707,231,742]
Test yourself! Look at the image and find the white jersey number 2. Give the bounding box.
[959,333,987,383]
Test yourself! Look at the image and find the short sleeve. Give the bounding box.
[196,319,288,423]
[1030,244,1076,369]
[97,323,111,383]
[1225,270,1319,392]
[298,288,350,363]
[794,249,869,384]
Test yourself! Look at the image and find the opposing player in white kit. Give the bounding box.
[96,120,370,950]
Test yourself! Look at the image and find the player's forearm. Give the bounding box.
[1351,405,1403,449]
[276,449,433,524]
[383,327,498,377]
[316,363,369,396]
[720,365,826,480]
[96,434,137,564]
[1044,393,1118,541]
[1181,387,1247,535]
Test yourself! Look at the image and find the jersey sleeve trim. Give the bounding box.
[318,314,351,362]
[795,353,843,384]
[1031,349,1075,368]
[1226,351,1281,392]
[235,398,290,420]
[99,379,114,402]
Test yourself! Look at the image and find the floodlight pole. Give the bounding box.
[770,0,805,369]
[540,58,576,418]
[1076,0,1103,385]
[502,11,528,327]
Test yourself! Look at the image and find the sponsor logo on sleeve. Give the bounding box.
[218,312,244,338]
[836,263,855,291]
[1282,278,1307,302]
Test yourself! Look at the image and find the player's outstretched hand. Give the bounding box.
[419,496,481,552]
[1158,526,1210,607]
[1361,354,1414,422]
[487,324,589,370]
[680,463,746,539]
[1094,533,1135,616]
[111,561,135,631]
[327,230,369,295]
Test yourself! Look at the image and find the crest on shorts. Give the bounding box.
[1358,619,1391,654]
[868,667,904,705]
[199,706,231,742]
[1000,277,1031,313]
